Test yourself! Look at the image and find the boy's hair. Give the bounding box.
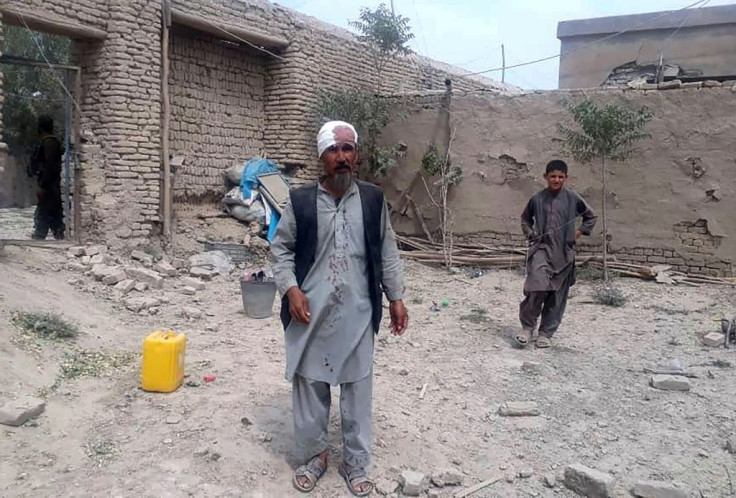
[37,115,54,134]
[545,159,568,175]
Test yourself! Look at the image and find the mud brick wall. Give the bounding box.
[169,31,267,202]
[18,0,109,30]
[383,86,736,276]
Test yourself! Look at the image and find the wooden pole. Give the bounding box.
[161,0,172,241]
[73,68,82,243]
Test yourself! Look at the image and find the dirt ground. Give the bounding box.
[1,242,735,498]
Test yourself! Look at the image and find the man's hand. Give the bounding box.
[286,286,310,324]
[575,229,583,240]
[389,300,408,336]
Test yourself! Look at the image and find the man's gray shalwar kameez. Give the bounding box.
[519,188,597,337]
[271,181,403,467]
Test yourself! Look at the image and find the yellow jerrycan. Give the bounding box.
[141,330,186,393]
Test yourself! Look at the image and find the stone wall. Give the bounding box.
[169,29,267,201]
[382,85,736,276]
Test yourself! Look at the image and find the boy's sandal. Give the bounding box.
[293,452,328,493]
[338,462,374,497]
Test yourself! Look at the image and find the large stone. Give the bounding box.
[154,261,177,277]
[726,437,736,454]
[126,267,164,289]
[703,332,725,347]
[650,375,690,392]
[172,258,187,269]
[124,297,160,313]
[102,270,127,286]
[498,401,540,417]
[563,463,615,498]
[134,282,149,292]
[85,245,101,256]
[400,470,428,496]
[90,254,106,265]
[190,267,215,281]
[0,397,46,427]
[114,279,136,295]
[182,307,203,320]
[658,80,682,90]
[91,264,113,281]
[68,246,86,257]
[182,277,206,290]
[67,262,91,273]
[131,250,154,265]
[632,481,687,498]
[431,469,463,487]
[181,286,197,296]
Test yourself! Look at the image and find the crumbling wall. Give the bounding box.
[382,85,736,276]
[169,30,267,202]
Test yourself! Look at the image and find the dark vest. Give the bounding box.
[279,180,385,333]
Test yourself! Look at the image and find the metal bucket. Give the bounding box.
[240,279,277,319]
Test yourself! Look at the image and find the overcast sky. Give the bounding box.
[272,0,735,89]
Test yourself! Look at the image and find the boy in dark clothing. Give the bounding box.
[516,160,597,348]
[31,115,65,240]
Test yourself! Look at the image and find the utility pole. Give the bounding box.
[390,0,395,15]
[501,44,506,83]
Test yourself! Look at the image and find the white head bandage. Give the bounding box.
[317,121,358,158]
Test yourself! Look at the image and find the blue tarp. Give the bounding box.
[240,158,278,193]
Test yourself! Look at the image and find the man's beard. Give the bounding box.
[331,169,353,195]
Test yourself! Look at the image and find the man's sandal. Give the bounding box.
[515,329,532,347]
[292,452,328,493]
[536,335,552,348]
[338,462,374,497]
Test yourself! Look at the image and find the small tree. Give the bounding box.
[314,3,414,177]
[557,99,654,281]
[349,3,414,91]
[421,134,462,269]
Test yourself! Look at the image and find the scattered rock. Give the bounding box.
[115,226,133,239]
[697,449,709,458]
[81,255,92,265]
[102,270,127,286]
[398,368,409,376]
[702,80,723,88]
[240,416,252,427]
[400,470,428,496]
[134,282,149,292]
[632,480,688,498]
[131,250,153,265]
[658,80,682,90]
[154,261,178,277]
[521,361,543,374]
[431,469,463,487]
[498,401,541,417]
[171,258,187,269]
[189,267,215,281]
[375,477,398,495]
[114,279,136,295]
[194,447,209,457]
[182,307,203,320]
[165,416,182,425]
[85,245,102,256]
[188,251,232,276]
[544,473,557,488]
[650,375,690,392]
[181,286,197,296]
[210,452,222,462]
[125,267,164,289]
[518,469,533,478]
[726,437,736,454]
[563,464,615,498]
[68,246,86,257]
[182,277,206,290]
[703,332,725,347]
[124,297,160,313]
[67,262,91,273]
[0,397,46,427]
[90,254,106,265]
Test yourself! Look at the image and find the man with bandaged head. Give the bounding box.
[271,121,408,495]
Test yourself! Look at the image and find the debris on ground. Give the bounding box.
[0,397,46,427]
[11,311,79,339]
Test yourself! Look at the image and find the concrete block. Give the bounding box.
[400,470,428,496]
[91,264,112,281]
[68,246,86,257]
[190,267,215,281]
[90,254,106,265]
[498,401,540,417]
[134,282,149,292]
[67,262,91,273]
[650,375,690,392]
[0,397,46,427]
[131,250,153,265]
[181,286,197,296]
[102,270,127,286]
[633,481,687,498]
[703,332,725,347]
[563,463,615,498]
